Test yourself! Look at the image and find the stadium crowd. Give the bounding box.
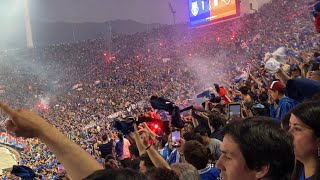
[0,0,320,179]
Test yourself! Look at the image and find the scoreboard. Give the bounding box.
[189,0,240,26]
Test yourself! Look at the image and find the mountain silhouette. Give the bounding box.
[0,19,163,49]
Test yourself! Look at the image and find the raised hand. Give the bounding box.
[0,102,49,138]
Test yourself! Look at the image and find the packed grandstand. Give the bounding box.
[0,0,320,179]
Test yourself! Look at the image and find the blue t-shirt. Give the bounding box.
[270,96,297,122]
[115,140,123,157]
[166,149,182,165]
[199,165,220,180]
[158,145,170,160]
[300,169,313,180]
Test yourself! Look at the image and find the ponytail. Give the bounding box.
[118,133,124,143]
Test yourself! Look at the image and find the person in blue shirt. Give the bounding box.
[115,133,124,160]
[268,80,297,122]
[0,175,7,180]
[155,136,170,161]
[166,148,182,166]
[183,140,220,180]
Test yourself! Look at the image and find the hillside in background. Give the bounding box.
[0,19,163,49]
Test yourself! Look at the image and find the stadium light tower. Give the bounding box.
[168,2,176,25]
[23,0,34,48]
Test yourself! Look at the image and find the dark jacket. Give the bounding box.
[209,126,223,142]
[286,78,320,102]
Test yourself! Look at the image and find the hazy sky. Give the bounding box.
[27,0,189,24]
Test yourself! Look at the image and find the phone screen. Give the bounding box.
[229,104,241,120]
[171,131,181,147]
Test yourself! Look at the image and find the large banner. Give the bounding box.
[0,132,28,151]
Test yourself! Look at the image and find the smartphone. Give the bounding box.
[228,103,241,120]
[171,130,181,147]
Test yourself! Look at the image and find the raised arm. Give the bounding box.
[141,122,158,141]
[191,110,199,128]
[0,102,103,180]
[275,68,291,85]
[249,74,263,88]
[133,124,146,156]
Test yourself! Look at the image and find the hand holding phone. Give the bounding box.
[228,103,241,120]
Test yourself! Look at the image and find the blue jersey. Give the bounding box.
[300,168,313,180]
[270,96,297,122]
[199,165,220,180]
[158,145,170,160]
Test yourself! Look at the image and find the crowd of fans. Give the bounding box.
[0,0,320,179]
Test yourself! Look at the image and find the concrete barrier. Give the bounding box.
[0,144,20,175]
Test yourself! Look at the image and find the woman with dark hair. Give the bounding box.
[115,133,124,160]
[289,101,320,180]
[280,112,291,132]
